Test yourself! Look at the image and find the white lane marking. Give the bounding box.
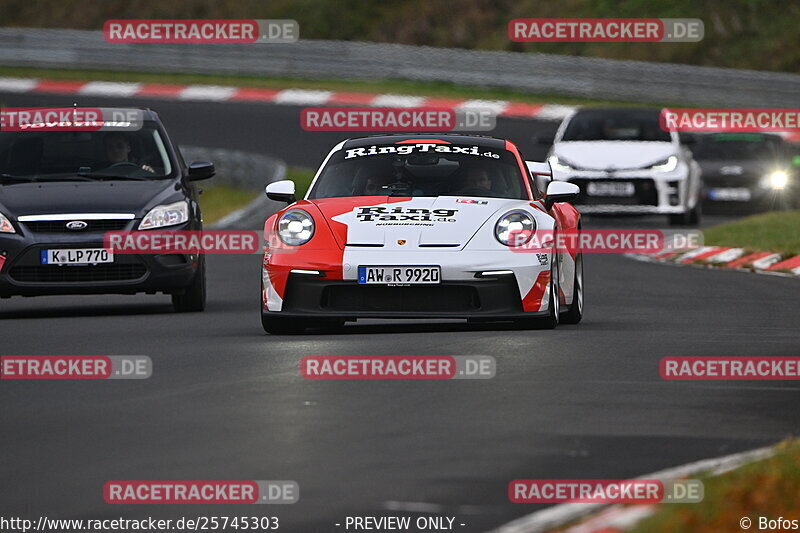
[535,104,578,121]
[78,81,142,97]
[178,85,238,101]
[706,247,744,263]
[274,89,332,105]
[0,77,39,92]
[456,99,509,114]
[489,445,774,533]
[370,94,427,107]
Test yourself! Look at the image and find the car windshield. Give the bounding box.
[692,134,783,161]
[0,121,173,180]
[561,110,672,142]
[308,142,527,200]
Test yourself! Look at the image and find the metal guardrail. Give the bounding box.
[0,27,798,107]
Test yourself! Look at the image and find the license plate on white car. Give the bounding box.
[358,266,440,285]
[41,248,114,265]
[587,181,635,197]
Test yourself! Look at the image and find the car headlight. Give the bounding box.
[767,170,789,190]
[139,200,189,230]
[650,155,678,172]
[278,209,314,246]
[495,210,536,247]
[548,155,574,172]
[0,212,15,234]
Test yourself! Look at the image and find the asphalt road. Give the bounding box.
[1,92,799,533]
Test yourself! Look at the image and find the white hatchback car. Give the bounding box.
[547,108,702,225]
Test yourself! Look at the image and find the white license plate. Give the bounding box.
[708,188,752,202]
[358,266,440,285]
[41,248,114,265]
[587,181,635,197]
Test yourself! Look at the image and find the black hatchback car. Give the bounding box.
[0,108,214,311]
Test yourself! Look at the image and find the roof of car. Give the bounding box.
[343,133,508,150]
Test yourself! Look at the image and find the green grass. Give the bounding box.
[198,184,257,224]
[703,211,800,257]
[0,65,675,108]
[286,166,316,198]
[629,439,800,533]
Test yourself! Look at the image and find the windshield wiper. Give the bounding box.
[0,173,38,182]
[76,172,150,180]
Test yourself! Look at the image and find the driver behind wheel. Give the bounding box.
[456,164,493,196]
[104,133,155,173]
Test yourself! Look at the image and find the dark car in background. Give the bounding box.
[693,133,799,211]
[0,108,215,311]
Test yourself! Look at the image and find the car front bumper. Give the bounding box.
[0,231,198,298]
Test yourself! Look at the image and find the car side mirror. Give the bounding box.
[187,160,215,181]
[544,181,579,210]
[266,179,296,203]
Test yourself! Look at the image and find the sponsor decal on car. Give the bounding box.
[354,206,458,223]
[344,143,501,159]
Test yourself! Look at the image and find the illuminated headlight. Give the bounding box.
[650,155,678,172]
[767,170,789,190]
[495,210,536,247]
[0,212,15,234]
[547,155,573,172]
[139,201,189,230]
[278,209,314,246]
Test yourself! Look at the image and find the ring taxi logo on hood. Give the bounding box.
[344,143,501,159]
[355,206,458,222]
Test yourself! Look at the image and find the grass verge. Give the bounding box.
[198,184,256,224]
[629,440,799,533]
[0,65,677,108]
[703,210,800,257]
[286,166,316,199]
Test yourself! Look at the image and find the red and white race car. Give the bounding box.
[260,134,583,334]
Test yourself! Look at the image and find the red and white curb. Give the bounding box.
[489,445,774,533]
[0,76,576,121]
[627,247,800,278]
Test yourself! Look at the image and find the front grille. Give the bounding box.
[9,264,147,283]
[570,178,658,206]
[320,285,480,313]
[23,220,130,233]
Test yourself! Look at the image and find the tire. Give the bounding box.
[261,313,307,335]
[560,253,584,324]
[669,202,701,226]
[516,255,560,330]
[172,256,206,313]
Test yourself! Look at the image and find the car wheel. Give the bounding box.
[516,255,560,330]
[669,203,701,226]
[561,253,583,325]
[172,256,206,313]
